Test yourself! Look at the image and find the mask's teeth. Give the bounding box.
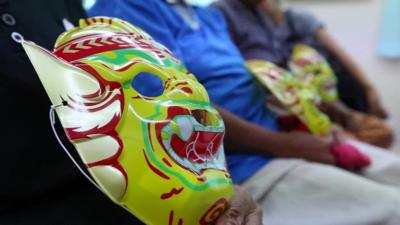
[160,114,226,174]
[193,125,225,133]
[162,131,171,151]
[175,116,193,141]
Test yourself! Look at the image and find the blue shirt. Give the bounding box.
[89,0,278,183]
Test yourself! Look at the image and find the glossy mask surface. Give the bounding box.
[289,44,338,103]
[246,60,331,135]
[23,17,232,225]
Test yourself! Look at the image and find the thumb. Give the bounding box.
[215,207,243,225]
[245,208,263,225]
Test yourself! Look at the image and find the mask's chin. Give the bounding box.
[158,108,226,174]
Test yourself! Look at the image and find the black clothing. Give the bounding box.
[0,0,142,224]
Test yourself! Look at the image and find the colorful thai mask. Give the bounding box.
[289,44,338,103]
[246,60,331,135]
[22,17,232,225]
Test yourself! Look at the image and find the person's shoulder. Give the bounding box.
[286,7,323,37]
[286,8,318,22]
[211,0,241,11]
[210,0,246,22]
[89,0,160,14]
[210,0,228,9]
[194,4,226,24]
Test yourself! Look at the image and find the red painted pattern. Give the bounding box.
[171,82,193,94]
[200,198,229,225]
[163,158,173,167]
[64,91,122,112]
[168,210,184,225]
[160,187,184,200]
[169,210,174,225]
[85,132,123,168]
[143,150,170,180]
[55,34,173,62]
[62,62,124,140]
[197,177,207,182]
[170,130,223,164]
[65,114,120,140]
[51,59,128,193]
[287,98,301,109]
[55,33,99,50]
[180,87,193,94]
[132,95,155,101]
[294,58,310,67]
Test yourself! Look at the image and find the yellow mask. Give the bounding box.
[246,60,331,135]
[289,44,338,103]
[23,17,232,225]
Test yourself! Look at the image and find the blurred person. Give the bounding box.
[0,0,260,225]
[88,0,400,224]
[259,0,385,119]
[212,0,394,148]
[215,0,388,118]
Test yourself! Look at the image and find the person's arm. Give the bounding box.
[320,101,359,132]
[315,28,388,118]
[215,106,335,164]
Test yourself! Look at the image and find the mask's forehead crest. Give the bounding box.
[52,17,188,76]
[55,17,149,49]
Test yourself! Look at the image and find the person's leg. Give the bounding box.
[350,139,400,187]
[242,159,400,225]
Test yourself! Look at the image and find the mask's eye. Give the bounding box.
[131,72,164,97]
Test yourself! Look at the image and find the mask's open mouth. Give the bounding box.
[156,107,226,173]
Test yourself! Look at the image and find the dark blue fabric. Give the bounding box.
[89,0,278,183]
[212,0,323,67]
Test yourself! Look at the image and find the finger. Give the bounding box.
[346,120,359,132]
[215,214,234,225]
[215,207,243,225]
[369,103,388,119]
[377,107,389,119]
[244,208,263,225]
[215,215,243,225]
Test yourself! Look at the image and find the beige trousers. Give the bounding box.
[242,140,400,225]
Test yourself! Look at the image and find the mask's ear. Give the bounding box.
[23,41,126,201]
[22,41,101,106]
[22,40,122,134]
